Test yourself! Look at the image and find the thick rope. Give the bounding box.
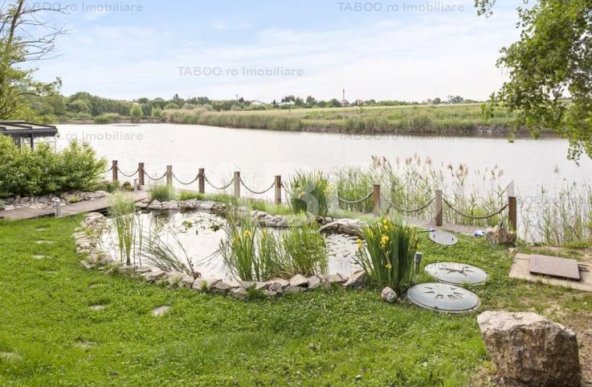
[240,178,275,195]
[103,166,113,174]
[173,173,200,186]
[117,166,140,178]
[336,191,373,205]
[205,176,234,190]
[390,198,435,213]
[443,198,509,220]
[145,170,167,181]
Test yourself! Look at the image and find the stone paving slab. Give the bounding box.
[510,253,592,292]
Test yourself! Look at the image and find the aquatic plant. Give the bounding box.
[289,170,329,216]
[108,193,137,266]
[281,222,327,277]
[355,217,417,294]
[150,183,176,202]
[141,227,200,279]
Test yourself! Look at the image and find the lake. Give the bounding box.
[56,123,592,202]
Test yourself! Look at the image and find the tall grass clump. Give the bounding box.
[521,182,592,246]
[219,211,284,281]
[335,167,375,213]
[150,183,176,202]
[141,228,200,279]
[282,222,327,277]
[289,171,330,216]
[355,217,417,294]
[108,193,137,266]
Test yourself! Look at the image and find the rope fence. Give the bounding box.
[104,160,518,231]
[443,198,509,220]
[205,176,234,191]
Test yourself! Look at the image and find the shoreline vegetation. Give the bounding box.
[57,103,557,138]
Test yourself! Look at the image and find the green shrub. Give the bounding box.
[355,217,417,294]
[288,170,329,216]
[150,184,176,201]
[0,136,106,198]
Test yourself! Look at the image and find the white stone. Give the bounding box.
[381,287,398,303]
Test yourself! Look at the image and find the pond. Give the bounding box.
[98,209,360,280]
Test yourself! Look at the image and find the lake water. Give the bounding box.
[56,123,592,201]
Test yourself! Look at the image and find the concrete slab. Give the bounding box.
[529,254,581,280]
[510,253,592,293]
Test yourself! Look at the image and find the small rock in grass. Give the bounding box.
[180,275,195,288]
[381,287,398,303]
[325,273,346,284]
[284,285,307,295]
[343,270,367,289]
[89,304,106,311]
[269,278,289,288]
[192,279,209,291]
[231,287,249,300]
[255,281,270,291]
[240,281,256,289]
[32,255,47,260]
[151,305,171,317]
[268,282,284,294]
[144,270,166,282]
[263,290,278,297]
[289,274,308,288]
[0,352,22,362]
[210,280,232,294]
[307,276,322,290]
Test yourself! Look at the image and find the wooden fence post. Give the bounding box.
[112,160,118,182]
[234,171,241,198]
[372,184,381,215]
[198,168,205,194]
[275,175,282,204]
[508,196,517,232]
[138,162,145,186]
[166,165,173,187]
[435,189,443,226]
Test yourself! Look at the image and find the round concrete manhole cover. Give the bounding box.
[407,283,480,313]
[425,262,487,285]
[428,230,458,246]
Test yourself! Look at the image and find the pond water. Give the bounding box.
[56,123,592,201]
[99,210,360,280]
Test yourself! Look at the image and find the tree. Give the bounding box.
[478,0,592,160]
[130,104,143,123]
[0,0,63,119]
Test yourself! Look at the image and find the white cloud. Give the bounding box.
[35,5,520,101]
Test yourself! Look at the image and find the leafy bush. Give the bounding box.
[355,217,418,294]
[150,184,176,201]
[288,170,329,216]
[0,136,107,198]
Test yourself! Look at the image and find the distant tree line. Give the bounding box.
[24,91,480,124]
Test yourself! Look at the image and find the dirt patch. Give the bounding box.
[564,312,592,386]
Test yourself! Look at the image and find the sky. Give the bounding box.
[31,0,522,102]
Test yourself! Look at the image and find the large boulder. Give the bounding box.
[477,311,581,387]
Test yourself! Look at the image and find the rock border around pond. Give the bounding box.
[74,210,369,300]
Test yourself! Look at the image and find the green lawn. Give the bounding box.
[0,216,590,386]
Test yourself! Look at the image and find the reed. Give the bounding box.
[150,184,177,202]
[288,170,330,216]
[281,222,327,277]
[354,217,417,294]
[108,193,137,266]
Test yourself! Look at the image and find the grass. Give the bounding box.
[1,216,591,385]
[163,103,545,136]
[150,184,177,202]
